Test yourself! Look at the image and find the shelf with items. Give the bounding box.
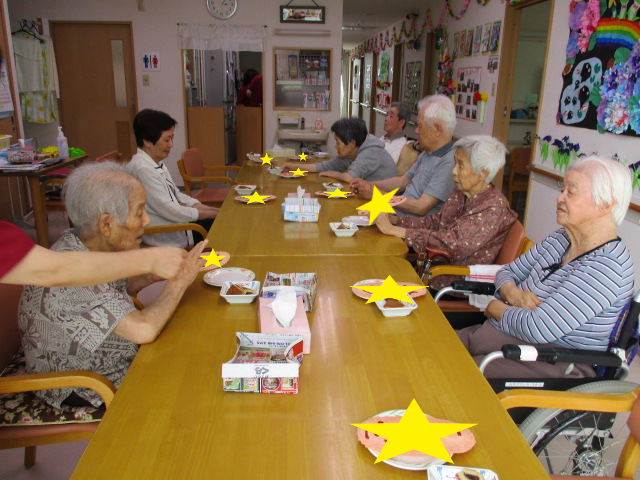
[274,47,331,110]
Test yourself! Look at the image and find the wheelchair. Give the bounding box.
[436,281,640,477]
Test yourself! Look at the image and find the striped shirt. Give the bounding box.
[491,229,634,350]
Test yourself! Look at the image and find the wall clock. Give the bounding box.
[206,0,238,19]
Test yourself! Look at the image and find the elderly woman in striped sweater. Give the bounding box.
[458,156,635,379]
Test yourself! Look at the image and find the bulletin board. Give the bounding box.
[455,67,482,121]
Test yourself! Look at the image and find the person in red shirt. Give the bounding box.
[0,221,187,287]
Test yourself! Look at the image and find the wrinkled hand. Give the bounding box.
[147,246,187,280]
[318,170,340,179]
[282,163,297,172]
[349,178,373,199]
[500,282,542,310]
[174,240,208,287]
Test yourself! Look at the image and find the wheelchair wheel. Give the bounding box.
[518,380,638,476]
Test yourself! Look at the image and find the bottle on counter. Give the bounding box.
[315,117,323,131]
[57,126,69,159]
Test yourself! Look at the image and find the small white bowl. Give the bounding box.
[329,222,358,237]
[268,167,283,175]
[322,182,343,192]
[234,184,257,196]
[314,151,329,159]
[220,281,260,304]
[374,297,418,317]
[246,153,261,161]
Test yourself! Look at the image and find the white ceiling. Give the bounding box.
[342,0,428,50]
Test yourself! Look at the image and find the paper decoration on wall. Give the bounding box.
[364,64,372,106]
[455,67,482,121]
[481,23,492,53]
[436,37,456,97]
[489,21,501,53]
[473,25,482,55]
[0,59,14,115]
[557,0,640,137]
[537,134,581,172]
[404,62,422,114]
[488,55,499,73]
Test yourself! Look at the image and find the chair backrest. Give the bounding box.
[396,142,419,176]
[181,148,205,177]
[494,220,525,265]
[95,151,121,163]
[0,284,23,372]
[510,147,532,176]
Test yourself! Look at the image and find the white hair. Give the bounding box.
[417,95,457,137]
[569,155,633,226]
[64,161,141,238]
[453,135,507,183]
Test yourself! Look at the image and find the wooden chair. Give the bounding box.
[507,147,532,205]
[41,177,72,228]
[143,222,208,251]
[177,148,240,207]
[95,150,123,163]
[426,221,531,313]
[0,284,116,468]
[498,386,640,479]
[396,141,420,176]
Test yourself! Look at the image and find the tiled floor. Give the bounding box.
[1,212,639,479]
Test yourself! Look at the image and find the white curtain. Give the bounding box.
[178,24,265,51]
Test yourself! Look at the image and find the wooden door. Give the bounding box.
[50,22,137,161]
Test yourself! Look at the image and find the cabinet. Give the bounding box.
[274,48,331,110]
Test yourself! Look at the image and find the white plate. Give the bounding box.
[203,267,255,287]
[361,409,446,471]
[342,215,372,227]
[351,279,427,299]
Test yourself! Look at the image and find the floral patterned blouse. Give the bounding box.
[18,230,138,409]
[397,184,518,290]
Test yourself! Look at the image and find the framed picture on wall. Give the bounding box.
[466,29,474,57]
[473,26,482,55]
[481,23,492,53]
[489,21,502,53]
[403,61,422,114]
[453,32,460,58]
[459,31,467,58]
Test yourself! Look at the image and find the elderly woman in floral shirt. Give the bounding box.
[375,135,517,291]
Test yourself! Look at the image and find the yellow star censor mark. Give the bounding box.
[352,399,476,464]
[200,249,227,268]
[260,153,273,166]
[291,168,308,176]
[326,188,351,198]
[357,186,399,224]
[298,152,308,161]
[351,275,423,304]
[242,191,272,204]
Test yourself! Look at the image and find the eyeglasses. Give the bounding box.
[541,262,562,281]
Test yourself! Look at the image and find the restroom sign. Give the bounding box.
[142,53,160,71]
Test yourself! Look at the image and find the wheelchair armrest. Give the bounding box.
[501,344,624,367]
[425,245,452,262]
[450,280,496,296]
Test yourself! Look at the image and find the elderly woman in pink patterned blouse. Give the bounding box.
[375,135,517,291]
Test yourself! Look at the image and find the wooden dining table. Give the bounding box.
[0,155,87,247]
[208,158,408,257]
[71,255,549,479]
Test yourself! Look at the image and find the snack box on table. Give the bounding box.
[282,193,320,223]
[258,295,311,354]
[427,465,499,480]
[262,271,318,312]
[222,332,303,394]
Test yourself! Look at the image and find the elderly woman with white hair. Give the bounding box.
[458,156,635,379]
[18,161,206,409]
[375,135,517,290]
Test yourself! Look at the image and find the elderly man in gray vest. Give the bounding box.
[18,161,206,409]
[350,95,457,218]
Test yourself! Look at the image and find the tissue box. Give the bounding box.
[262,272,318,312]
[282,195,321,223]
[222,332,303,394]
[259,296,311,354]
[266,148,295,158]
[427,465,499,480]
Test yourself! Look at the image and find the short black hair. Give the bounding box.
[390,102,411,130]
[133,109,177,147]
[243,68,259,86]
[330,117,368,147]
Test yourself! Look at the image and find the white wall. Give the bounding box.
[7,0,343,182]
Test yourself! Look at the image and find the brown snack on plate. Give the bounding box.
[456,468,485,480]
[227,284,254,295]
[384,298,405,308]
